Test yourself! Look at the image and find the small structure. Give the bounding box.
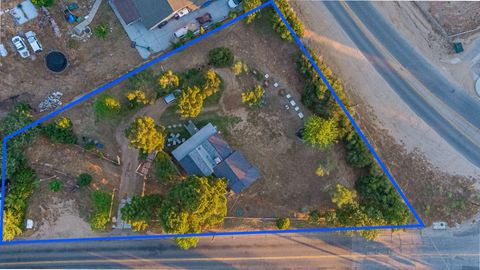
[10,0,38,25]
[172,123,259,193]
[137,151,157,177]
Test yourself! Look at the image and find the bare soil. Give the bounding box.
[0,0,142,114]
[425,2,480,36]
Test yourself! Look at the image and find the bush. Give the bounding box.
[158,70,180,95]
[276,217,290,229]
[308,210,321,224]
[232,60,249,75]
[90,190,111,230]
[49,179,62,192]
[208,47,234,67]
[93,23,109,39]
[93,94,121,119]
[345,131,373,168]
[42,117,77,144]
[202,69,222,97]
[241,85,265,107]
[272,0,304,41]
[243,0,262,23]
[31,0,54,7]
[77,173,93,187]
[121,194,162,231]
[125,90,151,109]
[154,152,179,182]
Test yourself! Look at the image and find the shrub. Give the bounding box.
[276,217,290,229]
[232,60,249,75]
[208,47,234,67]
[42,117,77,144]
[31,0,54,7]
[49,179,62,192]
[158,70,180,95]
[331,184,357,208]
[303,115,340,149]
[344,131,373,168]
[241,85,265,107]
[77,173,93,187]
[126,116,166,153]
[177,86,206,118]
[93,94,121,119]
[202,69,222,97]
[308,210,321,224]
[125,90,150,109]
[90,190,111,230]
[243,0,262,23]
[272,0,304,41]
[93,23,109,39]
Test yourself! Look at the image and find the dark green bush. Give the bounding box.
[208,47,234,67]
[276,217,291,229]
[77,173,93,187]
[49,179,62,192]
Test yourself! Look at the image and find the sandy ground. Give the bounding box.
[292,1,480,179]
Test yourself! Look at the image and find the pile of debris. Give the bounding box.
[38,91,63,112]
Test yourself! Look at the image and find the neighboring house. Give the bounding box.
[110,0,208,30]
[172,122,260,193]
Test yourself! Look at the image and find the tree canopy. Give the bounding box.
[303,115,340,149]
[126,116,166,153]
[331,184,357,208]
[159,176,227,249]
[93,94,121,119]
[122,194,162,231]
[177,86,206,118]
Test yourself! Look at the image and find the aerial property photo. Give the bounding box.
[1,0,479,254]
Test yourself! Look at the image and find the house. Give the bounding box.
[171,122,260,193]
[110,0,208,30]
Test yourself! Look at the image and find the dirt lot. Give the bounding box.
[0,0,142,115]
[424,2,480,36]
[23,136,120,238]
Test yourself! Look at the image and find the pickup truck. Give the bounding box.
[173,22,199,39]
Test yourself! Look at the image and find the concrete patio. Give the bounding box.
[109,0,231,59]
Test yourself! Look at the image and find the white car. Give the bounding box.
[11,36,30,58]
[228,0,242,8]
[25,31,43,53]
[174,8,189,19]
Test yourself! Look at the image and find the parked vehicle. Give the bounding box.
[25,31,43,53]
[0,44,7,57]
[11,36,30,58]
[228,0,242,8]
[196,13,212,25]
[173,23,198,39]
[158,20,168,28]
[174,8,189,19]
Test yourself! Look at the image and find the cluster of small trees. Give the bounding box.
[271,0,304,41]
[208,47,234,67]
[121,176,228,249]
[42,117,77,144]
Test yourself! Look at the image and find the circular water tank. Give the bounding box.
[45,51,68,73]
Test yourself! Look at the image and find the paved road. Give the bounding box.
[0,226,478,269]
[321,1,480,167]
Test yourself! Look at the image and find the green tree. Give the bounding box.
[345,131,373,168]
[356,173,410,225]
[49,179,62,192]
[42,117,77,144]
[31,0,54,7]
[155,152,179,182]
[241,85,265,107]
[202,69,222,97]
[208,47,234,67]
[331,184,357,208]
[243,0,262,23]
[93,94,121,119]
[77,173,93,187]
[276,217,290,229]
[177,86,206,118]
[272,0,304,41]
[90,190,112,230]
[121,194,162,231]
[126,116,166,153]
[303,115,340,149]
[159,176,227,250]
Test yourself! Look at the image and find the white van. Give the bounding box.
[25,31,43,53]
[173,23,198,39]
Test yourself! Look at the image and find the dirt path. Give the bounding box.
[115,100,170,199]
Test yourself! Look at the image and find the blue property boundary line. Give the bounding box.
[0,0,424,245]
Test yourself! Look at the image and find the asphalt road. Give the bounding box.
[0,227,478,269]
[322,1,480,167]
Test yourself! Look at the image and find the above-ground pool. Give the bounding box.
[45,51,68,73]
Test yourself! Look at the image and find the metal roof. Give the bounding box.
[172,123,217,161]
[214,151,260,193]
